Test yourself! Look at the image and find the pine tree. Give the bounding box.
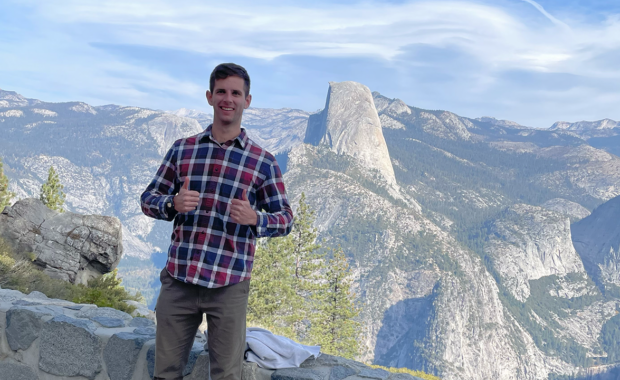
[247,194,361,357]
[292,193,322,280]
[0,157,15,213]
[247,236,303,337]
[40,166,66,212]
[308,247,361,359]
[290,193,325,338]
[248,193,325,339]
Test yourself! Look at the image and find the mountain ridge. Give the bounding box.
[3,86,620,379]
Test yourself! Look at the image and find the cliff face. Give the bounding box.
[305,82,397,188]
[286,87,620,379]
[485,204,586,302]
[285,144,572,380]
[6,86,620,379]
[541,198,591,222]
[572,195,620,289]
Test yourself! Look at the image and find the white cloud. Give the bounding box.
[24,0,618,74]
[519,0,571,30]
[2,0,620,126]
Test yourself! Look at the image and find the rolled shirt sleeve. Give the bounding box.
[254,160,293,238]
[140,142,180,222]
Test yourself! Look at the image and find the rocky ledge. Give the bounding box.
[0,198,123,285]
[0,288,425,380]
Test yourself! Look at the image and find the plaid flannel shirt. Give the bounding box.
[140,125,293,288]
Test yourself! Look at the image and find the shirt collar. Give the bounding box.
[200,124,248,149]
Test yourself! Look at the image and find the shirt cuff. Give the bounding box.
[161,195,176,220]
[254,211,269,237]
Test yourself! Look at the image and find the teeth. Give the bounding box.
[222,107,233,111]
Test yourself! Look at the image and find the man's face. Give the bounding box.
[206,76,251,127]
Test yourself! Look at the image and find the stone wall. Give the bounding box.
[0,287,424,380]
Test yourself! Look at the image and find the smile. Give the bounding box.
[221,107,234,111]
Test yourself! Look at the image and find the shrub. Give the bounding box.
[0,238,141,314]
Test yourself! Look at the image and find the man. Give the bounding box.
[141,63,294,380]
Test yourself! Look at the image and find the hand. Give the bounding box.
[230,189,258,225]
[174,177,200,213]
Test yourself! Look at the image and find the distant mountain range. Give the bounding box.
[2,86,620,380]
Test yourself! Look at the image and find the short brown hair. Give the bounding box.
[209,63,251,96]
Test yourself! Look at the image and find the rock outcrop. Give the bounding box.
[551,119,620,139]
[373,93,472,140]
[305,82,397,188]
[0,198,122,285]
[284,146,575,380]
[0,288,426,380]
[572,195,620,289]
[541,198,591,222]
[484,204,586,302]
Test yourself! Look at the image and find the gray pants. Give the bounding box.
[154,268,249,380]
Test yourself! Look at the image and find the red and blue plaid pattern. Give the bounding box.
[141,125,293,288]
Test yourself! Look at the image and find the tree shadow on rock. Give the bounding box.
[373,295,434,373]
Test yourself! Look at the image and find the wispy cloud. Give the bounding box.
[1,0,620,127]
[519,0,571,30]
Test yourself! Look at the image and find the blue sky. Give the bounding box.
[1,0,619,128]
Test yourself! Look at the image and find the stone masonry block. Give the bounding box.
[301,354,359,369]
[26,290,48,299]
[0,361,38,380]
[129,316,155,327]
[93,316,125,327]
[133,327,156,336]
[184,352,210,380]
[76,306,133,322]
[104,332,151,380]
[330,366,357,380]
[147,341,204,378]
[272,368,324,380]
[39,314,102,380]
[358,368,390,380]
[242,361,274,380]
[387,373,424,380]
[5,308,43,351]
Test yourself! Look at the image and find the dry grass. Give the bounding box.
[368,364,441,380]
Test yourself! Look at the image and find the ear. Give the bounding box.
[206,90,213,106]
[244,94,252,109]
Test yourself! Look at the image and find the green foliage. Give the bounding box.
[0,157,15,212]
[307,247,361,359]
[600,312,620,362]
[381,124,601,234]
[247,235,300,337]
[454,212,606,368]
[308,147,406,206]
[290,193,327,338]
[291,193,322,280]
[40,165,66,212]
[369,364,441,380]
[477,248,594,366]
[0,238,140,314]
[248,194,361,357]
[247,193,325,338]
[116,255,160,308]
[72,269,143,312]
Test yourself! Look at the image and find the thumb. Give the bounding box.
[181,177,190,191]
[241,189,248,201]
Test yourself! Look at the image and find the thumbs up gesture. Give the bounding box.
[230,189,258,226]
[174,177,200,213]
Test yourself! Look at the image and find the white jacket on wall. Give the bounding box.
[244,327,321,369]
